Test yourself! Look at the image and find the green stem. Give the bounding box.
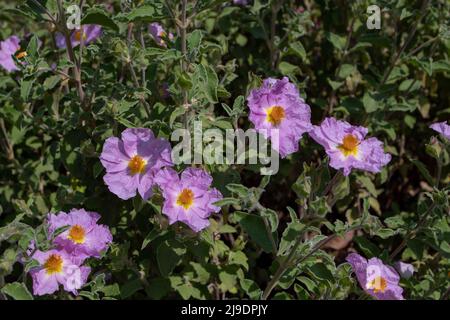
[180,0,189,129]
[322,170,343,197]
[379,0,430,87]
[56,0,85,105]
[261,225,362,300]
[389,202,437,261]
[253,203,277,255]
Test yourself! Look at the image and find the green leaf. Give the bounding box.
[1,282,33,300]
[213,197,240,206]
[142,228,166,250]
[123,5,164,22]
[409,158,434,186]
[278,222,304,256]
[225,183,249,197]
[169,106,186,128]
[26,35,40,58]
[288,42,307,62]
[375,228,396,239]
[156,239,186,277]
[240,278,261,299]
[357,175,378,197]
[326,32,346,51]
[362,92,380,113]
[354,236,380,257]
[82,8,119,32]
[279,61,299,75]
[228,251,249,271]
[43,75,61,91]
[20,78,35,101]
[191,63,218,103]
[327,78,344,91]
[306,263,334,285]
[234,211,273,253]
[120,278,143,299]
[338,64,355,79]
[260,208,279,232]
[187,30,203,53]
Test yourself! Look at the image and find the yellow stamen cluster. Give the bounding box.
[128,155,146,175]
[44,254,63,275]
[338,134,359,157]
[68,224,86,244]
[15,51,27,59]
[74,29,87,42]
[366,276,387,293]
[266,106,286,126]
[176,188,194,210]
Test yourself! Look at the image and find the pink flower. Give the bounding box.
[155,167,222,232]
[247,77,312,157]
[100,128,173,200]
[30,249,90,296]
[0,35,21,72]
[309,117,391,176]
[47,209,112,263]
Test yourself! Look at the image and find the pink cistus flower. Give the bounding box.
[0,35,25,72]
[233,0,249,5]
[309,117,391,176]
[394,261,414,279]
[100,128,173,200]
[247,77,312,158]
[346,253,404,300]
[47,209,112,263]
[30,249,90,296]
[430,121,450,140]
[148,23,173,47]
[155,167,223,232]
[56,24,102,49]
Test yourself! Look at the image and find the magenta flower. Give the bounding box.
[100,128,173,200]
[0,35,21,72]
[247,77,312,158]
[430,121,450,140]
[233,0,249,5]
[346,253,404,300]
[148,23,173,47]
[47,209,112,263]
[394,261,414,279]
[56,24,102,49]
[155,167,223,232]
[309,117,391,176]
[30,249,90,296]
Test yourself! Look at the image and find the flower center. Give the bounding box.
[338,134,359,157]
[15,50,27,59]
[128,155,146,175]
[176,188,194,210]
[74,29,87,42]
[266,106,285,126]
[68,224,86,244]
[44,254,63,275]
[366,276,387,293]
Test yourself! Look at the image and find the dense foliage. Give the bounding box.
[0,0,449,300]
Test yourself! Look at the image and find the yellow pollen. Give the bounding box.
[15,51,27,59]
[128,155,146,175]
[266,106,285,126]
[68,224,86,244]
[44,254,63,275]
[74,29,87,42]
[367,276,387,293]
[338,134,359,157]
[176,188,194,210]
